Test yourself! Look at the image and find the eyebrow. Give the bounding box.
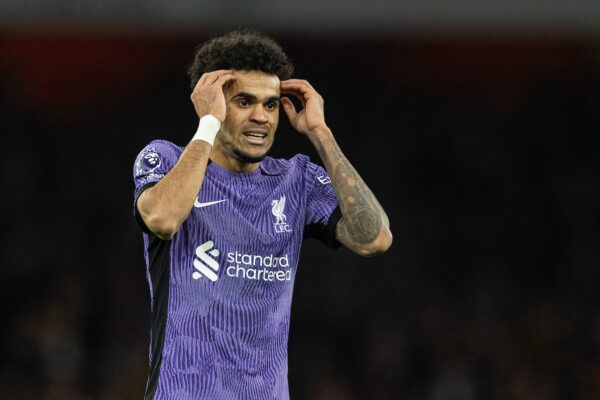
[233,92,281,103]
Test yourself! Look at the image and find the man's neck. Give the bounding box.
[209,153,261,174]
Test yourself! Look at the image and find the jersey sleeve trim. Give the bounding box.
[303,205,342,249]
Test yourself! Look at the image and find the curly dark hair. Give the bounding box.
[187,30,294,88]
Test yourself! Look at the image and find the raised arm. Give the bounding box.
[280,80,392,256]
[136,70,235,240]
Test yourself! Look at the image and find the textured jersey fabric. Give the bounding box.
[133,140,340,399]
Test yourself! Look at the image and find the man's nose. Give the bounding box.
[249,105,268,124]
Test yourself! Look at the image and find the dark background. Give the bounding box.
[1,16,599,400]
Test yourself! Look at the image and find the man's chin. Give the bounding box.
[233,148,269,164]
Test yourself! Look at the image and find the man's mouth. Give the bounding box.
[243,131,268,145]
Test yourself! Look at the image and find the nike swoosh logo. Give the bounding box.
[194,198,228,208]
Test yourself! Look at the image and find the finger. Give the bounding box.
[198,73,209,86]
[194,74,209,92]
[279,86,307,96]
[281,79,315,91]
[280,81,317,106]
[280,84,312,97]
[211,74,236,87]
[280,89,307,109]
[281,83,317,103]
[194,70,231,93]
[201,70,234,86]
[280,97,298,121]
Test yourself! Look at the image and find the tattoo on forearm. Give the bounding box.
[317,138,384,246]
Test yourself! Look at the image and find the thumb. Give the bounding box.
[280,97,297,121]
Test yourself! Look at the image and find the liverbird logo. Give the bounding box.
[271,195,291,233]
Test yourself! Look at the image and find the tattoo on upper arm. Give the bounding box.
[321,141,383,246]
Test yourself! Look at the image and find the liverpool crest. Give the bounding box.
[271,195,291,233]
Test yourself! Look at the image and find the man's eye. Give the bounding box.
[266,102,277,110]
[238,99,249,107]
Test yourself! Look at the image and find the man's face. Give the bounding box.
[216,70,281,165]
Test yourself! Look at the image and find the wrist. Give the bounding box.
[307,125,333,144]
[191,115,221,145]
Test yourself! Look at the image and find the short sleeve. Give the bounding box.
[303,161,342,248]
[132,140,182,232]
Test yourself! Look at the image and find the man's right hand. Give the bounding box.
[190,70,236,121]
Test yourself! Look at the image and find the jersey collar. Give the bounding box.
[259,157,289,176]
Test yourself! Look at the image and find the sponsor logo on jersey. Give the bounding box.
[192,241,220,281]
[225,251,292,282]
[271,195,291,233]
[192,241,291,282]
[194,198,228,208]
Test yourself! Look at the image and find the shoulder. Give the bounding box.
[137,139,184,158]
[260,155,330,195]
[135,139,184,166]
[133,139,185,181]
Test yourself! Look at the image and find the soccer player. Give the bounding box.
[133,30,392,399]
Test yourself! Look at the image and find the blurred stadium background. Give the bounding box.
[1,1,600,399]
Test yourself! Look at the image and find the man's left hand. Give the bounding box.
[280,79,330,139]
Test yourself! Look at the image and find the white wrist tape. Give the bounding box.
[191,115,221,145]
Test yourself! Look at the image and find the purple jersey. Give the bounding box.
[133,140,340,400]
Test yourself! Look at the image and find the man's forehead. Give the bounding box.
[228,70,280,96]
